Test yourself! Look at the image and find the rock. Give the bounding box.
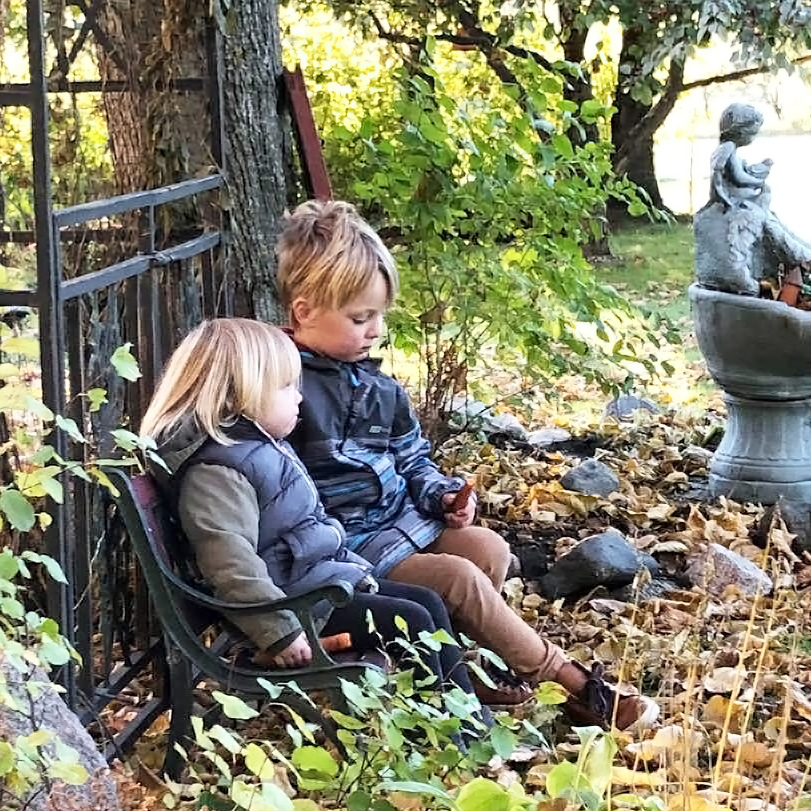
[684,543,773,599]
[610,577,680,602]
[526,427,571,448]
[604,394,660,421]
[513,543,555,579]
[539,529,656,599]
[506,552,522,579]
[0,660,121,811]
[448,396,528,441]
[755,498,811,554]
[559,458,620,498]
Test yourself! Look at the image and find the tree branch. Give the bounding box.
[614,57,685,175]
[681,53,811,91]
[368,10,552,138]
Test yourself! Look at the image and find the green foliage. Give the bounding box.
[168,635,570,811]
[165,634,636,811]
[0,0,114,230]
[0,343,156,805]
[317,54,668,425]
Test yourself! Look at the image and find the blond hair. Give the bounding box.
[140,318,300,445]
[276,200,399,324]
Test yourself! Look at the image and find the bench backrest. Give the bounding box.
[104,468,220,642]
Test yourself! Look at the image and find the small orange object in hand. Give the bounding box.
[320,632,352,653]
[449,480,475,512]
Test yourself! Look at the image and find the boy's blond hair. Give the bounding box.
[276,200,398,324]
[140,318,300,445]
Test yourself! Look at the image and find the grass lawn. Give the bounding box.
[605,220,694,323]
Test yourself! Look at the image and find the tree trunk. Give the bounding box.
[609,93,666,222]
[97,0,291,321]
[608,26,671,223]
[97,0,209,194]
[221,0,289,322]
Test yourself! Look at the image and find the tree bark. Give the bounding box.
[221,0,289,322]
[95,0,291,321]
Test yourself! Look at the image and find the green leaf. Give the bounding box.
[207,724,243,755]
[0,549,20,581]
[455,777,510,811]
[86,387,108,412]
[231,779,293,811]
[20,551,67,584]
[536,680,568,705]
[551,133,574,159]
[329,709,366,730]
[579,727,617,796]
[0,741,14,775]
[257,676,284,700]
[48,760,89,785]
[38,637,71,666]
[547,760,586,798]
[378,781,453,802]
[110,343,142,381]
[244,742,276,780]
[291,745,338,777]
[2,336,40,358]
[24,395,54,421]
[55,415,87,443]
[89,467,119,497]
[212,691,259,720]
[0,488,36,531]
[490,724,517,760]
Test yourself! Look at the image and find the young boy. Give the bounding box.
[277,200,658,730]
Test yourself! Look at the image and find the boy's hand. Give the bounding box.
[442,488,477,528]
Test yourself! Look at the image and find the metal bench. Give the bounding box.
[102,467,373,777]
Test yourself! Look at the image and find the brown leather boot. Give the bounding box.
[563,661,659,732]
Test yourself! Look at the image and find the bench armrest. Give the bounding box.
[163,568,354,615]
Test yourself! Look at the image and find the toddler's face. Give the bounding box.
[259,383,302,438]
[294,272,389,362]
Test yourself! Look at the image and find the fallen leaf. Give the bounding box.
[611,765,667,788]
[703,666,747,694]
[737,741,773,768]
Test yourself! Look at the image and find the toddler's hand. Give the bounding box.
[262,632,312,668]
[442,488,477,528]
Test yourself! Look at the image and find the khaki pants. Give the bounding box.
[387,526,568,684]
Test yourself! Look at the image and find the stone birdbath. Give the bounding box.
[690,103,811,503]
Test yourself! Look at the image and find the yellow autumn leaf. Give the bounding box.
[611,765,667,788]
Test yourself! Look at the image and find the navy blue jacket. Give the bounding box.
[287,353,464,575]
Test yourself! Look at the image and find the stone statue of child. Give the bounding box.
[707,103,772,211]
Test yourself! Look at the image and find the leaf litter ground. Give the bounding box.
[113,265,811,809]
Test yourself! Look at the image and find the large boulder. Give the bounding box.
[0,660,120,811]
[539,529,656,600]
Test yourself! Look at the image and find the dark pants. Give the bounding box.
[321,579,475,697]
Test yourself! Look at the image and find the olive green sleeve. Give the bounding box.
[177,464,302,651]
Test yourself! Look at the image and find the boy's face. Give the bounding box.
[292,272,388,362]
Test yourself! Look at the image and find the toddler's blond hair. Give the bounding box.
[276,200,398,324]
[140,318,300,445]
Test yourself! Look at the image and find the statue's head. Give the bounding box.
[719,103,763,144]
